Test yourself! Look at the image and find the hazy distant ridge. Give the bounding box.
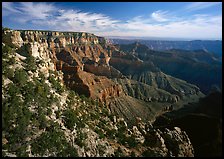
[110,39,222,57]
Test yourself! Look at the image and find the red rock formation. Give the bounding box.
[84,63,123,79]
[61,66,124,103]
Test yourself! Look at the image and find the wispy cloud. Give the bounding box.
[184,2,221,11]
[3,2,56,23]
[54,9,120,32]
[19,2,56,20]
[2,2,119,32]
[2,2,21,16]
[2,2,222,39]
[101,14,222,39]
[151,10,169,22]
[2,2,20,13]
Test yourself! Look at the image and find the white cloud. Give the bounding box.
[3,2,56,22]
[151,10,169,22]
[101,14,222,39]
[2,2,21,16]
[19,2,56,20]
[54,10,120,32]
[184,2,221,11]
[2,2,20,13]
[2,2,222,40]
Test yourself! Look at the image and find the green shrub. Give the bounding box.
[101,107,109,116]
[67,91,76,107]
[15,145,29,157]
[63,109,79,130]
[2,45,15,73]
[116,132,126,145]
[22,81,35,104]
[131,151,136,157]
[38,72,45,83]
[142,149,157,157]
[47,108,52,116]
[7,68,14,79]
[2,60,8,74]
[55,110,61,119]
[117,122,126,133]
[97,120,106,129]
[106,128,116,139]
[13,69,28,86]
[2,44,13,63]
[25,55,37,71]
[59,144,78,157]
[2,27,11,31]
[2,44,12,53]
[90,112,100,120]
[48,75,64,93]
[31,126,76,157]
[17,43,31,57]
[2,87,32,152]
[75,131,87,147]
[80,94,87,101]
[7,82,21,96]
[95,127,105,139]
[8,56,16,65]
[38,113,47,129]
[114,147,125,157]
[2,33,16,48]
[126,135,138,148]
[98,144,106,156]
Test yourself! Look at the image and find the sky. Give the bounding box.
[2,2,222,40]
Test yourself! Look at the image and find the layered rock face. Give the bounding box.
[2,29,203,123]
[3,29,204,157]
[2,29,121,102]
[113,78,179,103]
[3,30,111,63]
[110,49,201,99]
[117,42,222,94]
[64,69,124,104]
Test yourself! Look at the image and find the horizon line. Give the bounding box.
[3,27,222,41]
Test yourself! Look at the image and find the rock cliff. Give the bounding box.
[2,28,200,157]
[2,29,204,123]
[2,29,119,99]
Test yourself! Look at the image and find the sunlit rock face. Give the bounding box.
[4,28,211,157]
[2,29,204,124]
[3,29,122,103]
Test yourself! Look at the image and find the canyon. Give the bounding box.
[3,28,218,157]
[2,29,204,124]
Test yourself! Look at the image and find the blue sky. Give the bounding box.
[2,2,222,40]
